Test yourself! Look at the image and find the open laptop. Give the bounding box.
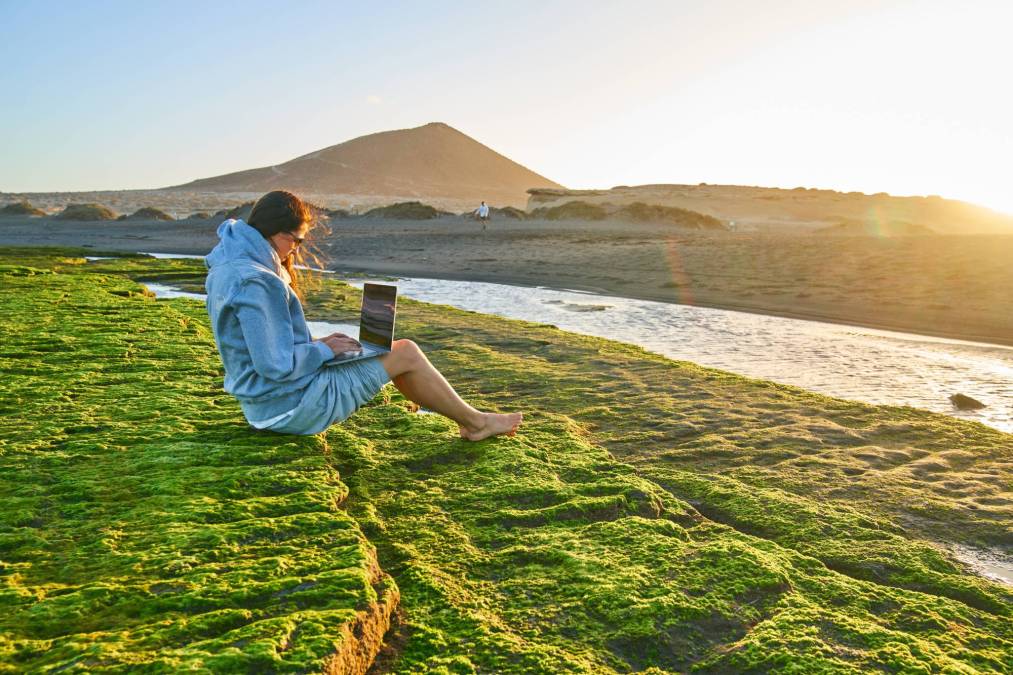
[328,282,398,363]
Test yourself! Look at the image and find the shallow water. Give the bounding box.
[135,260,1013,434]
[342,277,1013,434]
[142,283,204,300]
[950,546,1013,587]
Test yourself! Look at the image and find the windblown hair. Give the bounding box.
[247,190,326,298]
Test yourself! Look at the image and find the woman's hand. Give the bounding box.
[318,333,362,356]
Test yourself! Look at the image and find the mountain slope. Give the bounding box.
[166,122,562,207]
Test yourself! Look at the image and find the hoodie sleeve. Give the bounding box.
[233,276,333,381]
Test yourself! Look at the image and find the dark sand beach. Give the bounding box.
[4,214,1013,346]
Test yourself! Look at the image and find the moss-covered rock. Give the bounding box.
[0,252,397,672]
[0,264,53,276]
[322,293,1013,672]
[1,248,1011,672]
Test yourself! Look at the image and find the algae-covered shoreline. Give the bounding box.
[1,248,1011,672]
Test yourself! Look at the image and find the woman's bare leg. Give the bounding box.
[378,339,522,441]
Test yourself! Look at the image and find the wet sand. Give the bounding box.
[4,215,1013,346]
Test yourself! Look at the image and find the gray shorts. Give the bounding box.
[259,357,390,435]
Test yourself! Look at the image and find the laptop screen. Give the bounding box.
[359,283,397,349]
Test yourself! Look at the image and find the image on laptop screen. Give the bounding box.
[360,283,397,349]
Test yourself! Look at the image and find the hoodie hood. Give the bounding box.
[205,219,282,275]
[202,218,334,425]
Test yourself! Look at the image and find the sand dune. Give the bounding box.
[528,184,1013,234]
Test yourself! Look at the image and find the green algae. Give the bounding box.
[2,248,1012,673]
[317,265,1012,671]
[333,402,1011,672]
[0,251,394,672]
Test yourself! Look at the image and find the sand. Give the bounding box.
[4,214,1012,346]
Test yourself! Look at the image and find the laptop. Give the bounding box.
[328,282,398,363]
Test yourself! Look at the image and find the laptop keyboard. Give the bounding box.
[332,343,385,361]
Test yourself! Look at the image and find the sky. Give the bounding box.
[2,0,1011,213]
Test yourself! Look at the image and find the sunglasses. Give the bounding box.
[283,231,305,247]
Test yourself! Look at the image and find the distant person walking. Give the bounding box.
[475,201,490,230]
[204,190,522,439]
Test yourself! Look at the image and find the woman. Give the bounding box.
[204,190,522,439]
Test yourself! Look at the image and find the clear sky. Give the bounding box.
[2,0,1011,213]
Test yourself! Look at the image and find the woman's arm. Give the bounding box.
[233,277,333,381]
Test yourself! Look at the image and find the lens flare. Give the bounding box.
[663,236,694,305]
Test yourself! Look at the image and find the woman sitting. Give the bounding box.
[204,190,522,439]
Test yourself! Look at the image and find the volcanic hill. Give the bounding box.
[166,122,562,209]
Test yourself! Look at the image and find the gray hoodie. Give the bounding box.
[204,219,333,423]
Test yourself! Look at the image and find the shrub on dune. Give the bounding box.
[122,207,174,221]
[55,203,117,221]
[363,201,449,220]
[528,200,724,228]
[1,200,46,216]
[492,206,527,220]
[532,200,608,221]
[616,202,724,229]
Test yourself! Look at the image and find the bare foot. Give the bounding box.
[459,412,523,441]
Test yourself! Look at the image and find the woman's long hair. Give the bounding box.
[247,190,325,298]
